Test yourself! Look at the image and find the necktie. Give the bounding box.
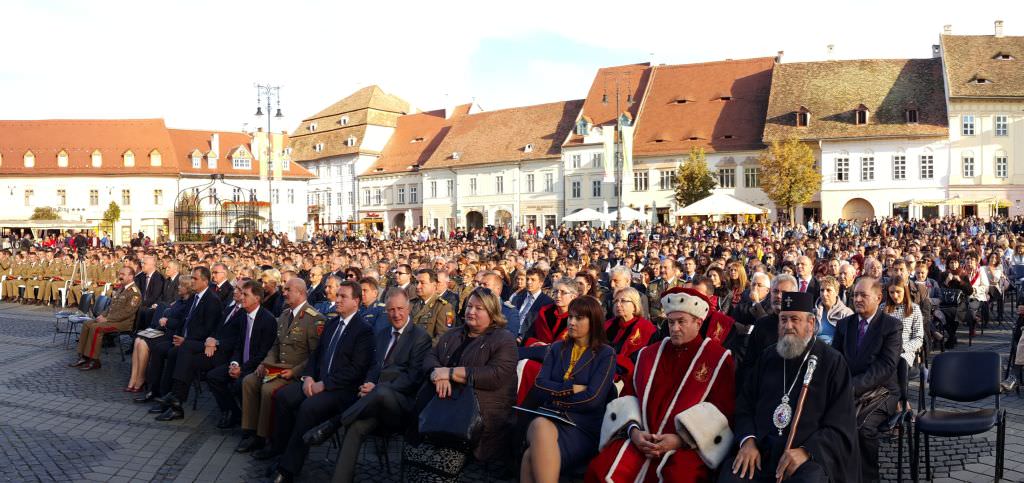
[243,314,254,363]
[322,319,346,378]
[184,294,201,338]
[800,280,808,292]
[857,318,869,347]
[520,293,534,317]
[286,309,295,329]
[383,329,400,365]
[226,305,240,325]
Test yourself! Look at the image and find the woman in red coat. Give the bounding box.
[517,278,579,404]
[604,287,657,383]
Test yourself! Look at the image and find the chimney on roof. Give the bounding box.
[211,133,220,155]
[776,51,784,63]
[995,20,1004,38]
[932,44,941,58]
[943,24,952,35]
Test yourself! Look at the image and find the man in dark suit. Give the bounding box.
[134,256,166,332]
[159,261,181,306]
[832,277,902,483]
[480,270,520,336]
[510,268,552,340]
[262,280,375,483]
[212,262,234,303]
[795,255,820,296]
[837,263,857,306]
[207,279,278,429]
[138,266,223,408]
[306,267,328,307]
[309,288,431,483]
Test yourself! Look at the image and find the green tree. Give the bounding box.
[102,201,121,225]
[674,147,717,207]
[758,137,822,222]
[30,206,60,220]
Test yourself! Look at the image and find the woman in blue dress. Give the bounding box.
[520,295,615,483]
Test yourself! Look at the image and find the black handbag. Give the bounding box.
[402,441,467,483]
[939,288,963,307]
[418,373,483,446]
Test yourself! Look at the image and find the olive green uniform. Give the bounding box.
[241,303,325,439]
[410,294,453,344]
[76,283,141,359]
[646,277,686,322]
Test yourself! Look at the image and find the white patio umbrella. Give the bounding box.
[563,208,609,222]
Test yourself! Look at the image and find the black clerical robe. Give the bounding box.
[732,339,859,483]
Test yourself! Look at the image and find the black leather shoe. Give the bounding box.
[134,392,156,404]
[68,358,89,368]
[252,447,280,461]
[303,418,341,446]
[155,407,184,421]
[217,413,241,430]
[235,436,264,453]
[272,471,294,483]
[165,394,183,410]
[148,403,169,414]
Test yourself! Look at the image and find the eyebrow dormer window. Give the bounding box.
[972,76,992,84]
[994,53,1014,60]
[795,107,810,127]
[905,109,919,123]
[855,105,869,125]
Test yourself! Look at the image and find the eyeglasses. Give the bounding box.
[396,271,409,275]
[553,289,576,297]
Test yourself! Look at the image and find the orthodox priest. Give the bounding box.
[587,287,736,482]
[719,291,858,483]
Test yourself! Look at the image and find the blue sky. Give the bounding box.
[0,0,1019,132]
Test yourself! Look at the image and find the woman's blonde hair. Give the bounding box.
[467,287,507,329]
[613,287,642,316]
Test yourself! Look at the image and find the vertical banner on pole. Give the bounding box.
[602,126,615,183]
[620,124,635,199]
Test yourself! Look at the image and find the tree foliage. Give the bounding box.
[674,147,718,207]
[102,201,121,224]
[30,207,60,220]
[757,138,821,221]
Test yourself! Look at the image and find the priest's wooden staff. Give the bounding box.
[777,355,818,483]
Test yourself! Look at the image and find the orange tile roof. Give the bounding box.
[422,100,584,169]
[564,63,651,147]
[364,109,453,176]
[0,119,182,176]
[169,129,314,179]
[633,57,776,155]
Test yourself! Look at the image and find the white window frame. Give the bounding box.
[744,167,761,188]
[962,115,975,136]
[374,188,382,205]
[835,157,849,182]
[996,154,1008,178]
[470,178,477,195]
[995,115,1008,136]
[446,179,454,197]
[920,155,934,179]
[571,180,581,198]
[232,156,252,170]
[718,168,735,188]
[544,173,554,192]
[592,153,603,168]
[410,186,417,203]
[633,170,649,191]
[191,155,201,169]
[860,156,874,181]
[893,155,906,180]
[495,175,504,194]
[398,186,406,204]
[962,154,975,177]
[571,154,581,169]
[430,181,438,198]
[526,174,535,193]
[592,180,602,197]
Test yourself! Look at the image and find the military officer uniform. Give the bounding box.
[240,302,325,440]
[22,258,46,303]
[410,294,453,344]
[75,282,142,361]
[646,276,686,322]
[2,257,23,300]
[358,301,387,334]
[44,259,74,305]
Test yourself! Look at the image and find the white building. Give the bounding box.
[940,22,1024,217]
[0,119,313,244]
[289,86,410,227]
[763,58,951,221]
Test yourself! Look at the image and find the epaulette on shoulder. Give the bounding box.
[439,298,449,305]
[374,302,385,308]
[504,301,516,309]
[305,306,320,317]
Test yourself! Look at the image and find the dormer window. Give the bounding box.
[149,149,162,167]
[971,75,992,84]
[618,113,632,127]
[308,122,317,132]
[123,150,135,167]
[452,152,460,160]
[339,116,349,126]
[57,149,69,168]
[207,152,218,169]
[524,144,534,153]
[855,105,869,125]
[23,150,34,168]
[345,136,357,147]
[994,52,1014,60]
[91,149,102,168]
[576,118,590,135]
[795,107,810,127]
[411,137,424,143]
[723,134,735,139]
[313,143,325,153]
[672,96,693,105]
[905,109,919,123]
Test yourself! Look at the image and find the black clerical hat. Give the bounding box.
[780,291,814,314]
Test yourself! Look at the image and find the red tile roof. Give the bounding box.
[169,129,314,179]
[422,100,583,169]
[364,108,454,176]
[0,119,181,176]
[565,63,651,146]
[633,57,776,155]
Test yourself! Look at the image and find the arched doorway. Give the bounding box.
[494,210,512,229]
[466,211,484,229]
[841,198,874,220]
[393,213,406,230]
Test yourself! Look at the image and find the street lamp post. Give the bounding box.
[601,73,633,232]
[254,84,284,233]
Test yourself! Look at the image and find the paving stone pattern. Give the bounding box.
[0,302,1022,482]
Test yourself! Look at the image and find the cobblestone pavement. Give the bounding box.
[0,301,1021,482]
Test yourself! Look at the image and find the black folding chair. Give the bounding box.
[912,351,1005,482]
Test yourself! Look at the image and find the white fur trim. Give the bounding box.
[661,291,709,320]
[599,396,641,451]
[655,338,710,434]
[516,358,528,392]
[674,402,734,469]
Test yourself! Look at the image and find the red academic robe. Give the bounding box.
[517,304,569,404]
[586,337,736,483]
[605,316,658,382]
